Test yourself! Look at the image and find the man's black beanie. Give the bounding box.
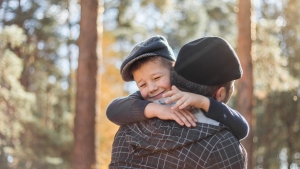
[174,36,243,86]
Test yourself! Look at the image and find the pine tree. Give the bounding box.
[236,0,254,168]
[73,0,99,168]
[0,0,75,168]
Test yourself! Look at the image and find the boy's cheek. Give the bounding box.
[140,89,148,100]
[163,79,172,90]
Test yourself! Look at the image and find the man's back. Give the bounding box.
[109,119,246,169]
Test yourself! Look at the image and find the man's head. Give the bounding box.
[171,36,242,103]
[120,35,175,101]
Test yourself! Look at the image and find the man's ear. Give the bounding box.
[215,87,227,102]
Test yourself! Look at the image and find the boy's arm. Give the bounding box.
[106,91,150,125]
[106,91,197,127]
[164,86,249,140]
[205,97,249,140]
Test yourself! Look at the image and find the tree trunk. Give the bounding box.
[73,0,98,168]
[236,0,254,168]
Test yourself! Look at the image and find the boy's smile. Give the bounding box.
[149,92,164,100]
[133,60,171,102]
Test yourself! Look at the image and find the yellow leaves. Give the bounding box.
[102,31,119,59]
[96,111,119,168]
[97,31,127,167]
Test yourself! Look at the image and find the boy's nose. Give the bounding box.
[148,82,158,93]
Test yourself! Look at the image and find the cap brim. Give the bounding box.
[121,53,157,81]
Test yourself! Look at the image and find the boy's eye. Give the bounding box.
[154,76,161,80]
[139,84,146,88]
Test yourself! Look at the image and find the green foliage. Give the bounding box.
[253,0,300,168]
[255,90,300,168]
[104,0,236,55]
[0,25,35,169]
[0,0,76,167]
[0,25,73,169]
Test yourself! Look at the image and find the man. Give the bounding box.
[108,36,247,169]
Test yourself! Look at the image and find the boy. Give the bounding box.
[107,35,248,139]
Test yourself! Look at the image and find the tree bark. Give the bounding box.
[73,0,98,168]
[237,0,254,168]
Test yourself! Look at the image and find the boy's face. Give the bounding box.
[133,60,171,101]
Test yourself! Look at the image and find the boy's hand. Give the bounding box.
[144,103,197,127]
[163,85,210,112]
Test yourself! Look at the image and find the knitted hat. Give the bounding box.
[120,35,175,81]
[174,36,242,86]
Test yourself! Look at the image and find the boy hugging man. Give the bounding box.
[107,35,248,138]
[108,35,248,168]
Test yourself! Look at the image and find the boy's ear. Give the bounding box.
[215,87,227,102]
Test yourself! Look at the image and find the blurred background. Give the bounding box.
[0,0,300,169]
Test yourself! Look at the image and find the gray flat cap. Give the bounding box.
[120,35,175,81]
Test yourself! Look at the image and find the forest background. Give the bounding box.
[0,0,300,169]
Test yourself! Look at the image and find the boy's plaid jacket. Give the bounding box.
[109,118,247,169]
